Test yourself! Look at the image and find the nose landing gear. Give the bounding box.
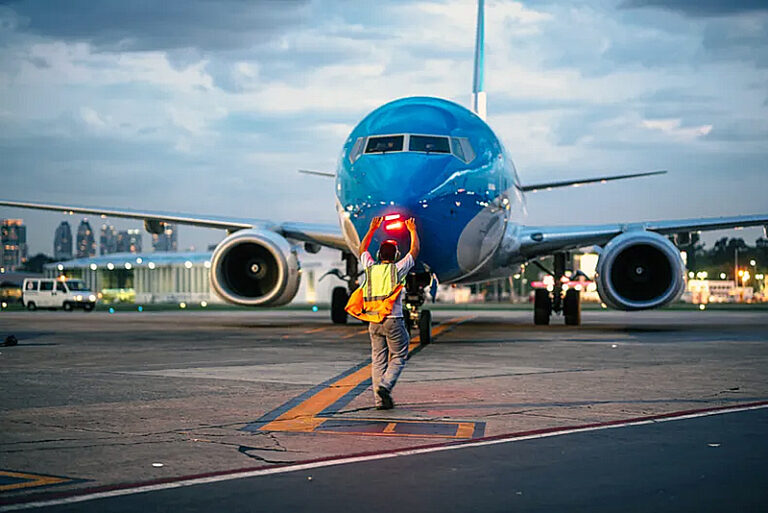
[404,272,433,344]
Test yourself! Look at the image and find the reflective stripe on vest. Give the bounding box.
[364,263,399,301]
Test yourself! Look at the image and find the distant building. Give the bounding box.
[116,229,142,253]
[1,219,28,271]
[44,247,344,305]
[152,224,177,252]
[100,224,117,255]
[53,221,73,260]
[75,219,97,258]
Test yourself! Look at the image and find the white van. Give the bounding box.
[22,278,97,312]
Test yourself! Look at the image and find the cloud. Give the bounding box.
[1,0,767,254]
[640,118,713,140]
[1,0,311,52]
[622,0,768,17]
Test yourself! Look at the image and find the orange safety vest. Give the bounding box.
[345,262,404,323]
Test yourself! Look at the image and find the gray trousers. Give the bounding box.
[369,317,410,405]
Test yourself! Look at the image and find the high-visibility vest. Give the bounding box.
[345,263,404,323]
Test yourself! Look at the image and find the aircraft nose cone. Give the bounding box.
[343,153,453,217]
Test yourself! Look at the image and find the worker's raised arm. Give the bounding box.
[359,216,383,257]
[405,218,420,259]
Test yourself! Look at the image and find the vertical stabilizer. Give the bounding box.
[472,0,487,121]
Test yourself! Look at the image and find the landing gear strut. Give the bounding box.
[532,252,581,326]
[404,272,432,345]
[329,252,361,325]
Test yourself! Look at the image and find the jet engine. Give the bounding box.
[595,231,685,311]
[210,229,300,307]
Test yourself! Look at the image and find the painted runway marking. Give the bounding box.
[0,471,78,493]
[4,401,766,512]
[243,316,478,437]
[341,329,368,340]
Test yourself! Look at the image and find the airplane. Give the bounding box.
[2,0,767,343]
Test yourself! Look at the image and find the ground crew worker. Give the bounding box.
[356,216,420,410]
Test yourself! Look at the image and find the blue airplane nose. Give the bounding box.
[342,152,457,218]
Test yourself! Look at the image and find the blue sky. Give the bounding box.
[1,0,766,255]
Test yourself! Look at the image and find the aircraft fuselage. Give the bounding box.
[336,96,526,283]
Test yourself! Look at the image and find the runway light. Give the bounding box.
[137,306,143,312]
[204,261,211,269]
[136,257,143,264]
[179,302,187,309]
[1,302,7,309]
[90,263,98,271]
[720,273,726,280]
[184,261,193,269]
[148,262,156,270]
[312,305,319,312]
[200,301,208,308]
[124,263,132,270]
[688,271,694,278]
[57,264,64,271]
[107,263,115,270]
[750,259,756,266]
[699,304,706,310]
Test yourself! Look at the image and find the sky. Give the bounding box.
[1,0,767,256]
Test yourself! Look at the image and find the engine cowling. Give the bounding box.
[210,229,300,307]
[595,231,685,311]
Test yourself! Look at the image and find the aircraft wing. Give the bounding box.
[518,170,666,193]
[518,213,768,259]
[0,199,349,251]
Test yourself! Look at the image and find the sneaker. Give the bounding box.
[376,386,394,410]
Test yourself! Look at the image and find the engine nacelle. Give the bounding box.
[595,231,685,311]
[210,229,300,307]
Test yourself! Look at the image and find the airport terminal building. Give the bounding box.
[43,250,347,306]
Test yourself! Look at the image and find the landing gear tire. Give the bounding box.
[418,310,432,345]
[63,302,73,312]
[564,288,581,326]
[533,289,552,326]
[331,287,349,324]
[26,302,36,311]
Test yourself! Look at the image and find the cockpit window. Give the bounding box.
[450,137,465,161]
[365,135,404,153]
[357,134,475,163]
[349,137,365,163]
[409,135,450,154]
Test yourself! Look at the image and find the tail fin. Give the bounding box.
[472,0,486,121]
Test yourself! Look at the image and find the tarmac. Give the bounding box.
[1,308,767,511]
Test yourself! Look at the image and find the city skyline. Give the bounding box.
[1,0,766,255]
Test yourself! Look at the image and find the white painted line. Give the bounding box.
[3,402,767,512]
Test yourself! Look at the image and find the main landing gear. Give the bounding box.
[328,252,361,325]
[405,272,433,345]
[533,252,581,326]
